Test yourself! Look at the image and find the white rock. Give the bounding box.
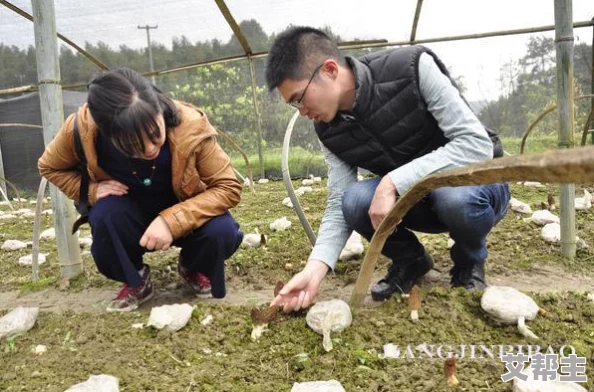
[28,200,37,205]
[12,197,27,203]
[306,299,352,352]
[295,186,313,196]
[78,237,93,248]
[0,214,16,220]
[0,307,39,339]
[131,323,144,329]
[587,293,594,303]
[40,228,56,240]
[357,174,364,181]
[540,223,586,248]
[81,250,92,256]
[513,368,587,392]
[64,375,120,392]
[18,253,47,266]
[509,198,533,214]
[243,177,251,187]
[574,189,592,210]
[146,303,194,332]
[447,237,455,249]
[523,181,544,187]
[202,348,212,354]
[22,212,35,219]
[2,239,27,251]
[291,380,345,392]
[541,223,561,244]
[302,179,315,186]
[14,208,33,215]
[32,344,47,355]
[531,210,559,226]
[42,209,53,215]
[338,232,364,261]
[200,315,213,326]
[312,176,322,183]
[0,200,10,205]
[282,197,294,208]
[270,217,292,231]
[257,178,269,184]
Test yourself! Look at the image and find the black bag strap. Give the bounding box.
[72,115,90,234]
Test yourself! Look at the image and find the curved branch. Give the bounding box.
[520,94,594,154]
[580,108,594,147]
[351,145,594,307]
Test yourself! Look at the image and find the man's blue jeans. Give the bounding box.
[341,178,510,268]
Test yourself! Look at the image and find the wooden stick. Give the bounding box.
[350,145,594,307]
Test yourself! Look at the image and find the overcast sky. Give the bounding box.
[1,0,592,101]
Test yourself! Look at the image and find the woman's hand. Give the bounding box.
[96,180,128,200]
[140,216,173,251]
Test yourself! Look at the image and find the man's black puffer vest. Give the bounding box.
[314,46,502,176]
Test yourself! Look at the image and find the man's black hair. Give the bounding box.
[265,26,344,91]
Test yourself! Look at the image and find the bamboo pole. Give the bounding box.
[0,123,43,128]
[409,0,424,42]
[0,144,5,197]
[32,0,82,279]
[591,18,594,145]
[350,145,594,307]
[553,0,576,259]
[247,55,266,179]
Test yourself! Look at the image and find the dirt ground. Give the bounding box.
[1,181,593,391]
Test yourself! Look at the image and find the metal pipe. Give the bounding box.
[553,0,576,258]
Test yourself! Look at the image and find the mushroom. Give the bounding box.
[444,357,459,387]
[408,285,422,322]
[305,299,352,352]
[270,217,292,231]
[480,286,543,339]
[509,198,532,214]
[547,192,556,210]
[250,281,283,341]
[338,232,364,261]
[547,193,555,207]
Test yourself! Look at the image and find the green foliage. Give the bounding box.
[480,37,592,139]
[230,147,327,180]
[170,62,319,156]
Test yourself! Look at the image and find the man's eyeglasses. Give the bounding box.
[288,63,324,109]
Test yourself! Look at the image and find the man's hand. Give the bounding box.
[96,180,128,200]
[140,216,173,251]
[270,259,329,312]
[369,175,399,230]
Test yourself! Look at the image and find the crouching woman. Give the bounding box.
[38,68,243,311]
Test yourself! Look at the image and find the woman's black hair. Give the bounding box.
[87,67,180,157]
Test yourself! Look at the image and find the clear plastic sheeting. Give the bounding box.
[0,0,592,189]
